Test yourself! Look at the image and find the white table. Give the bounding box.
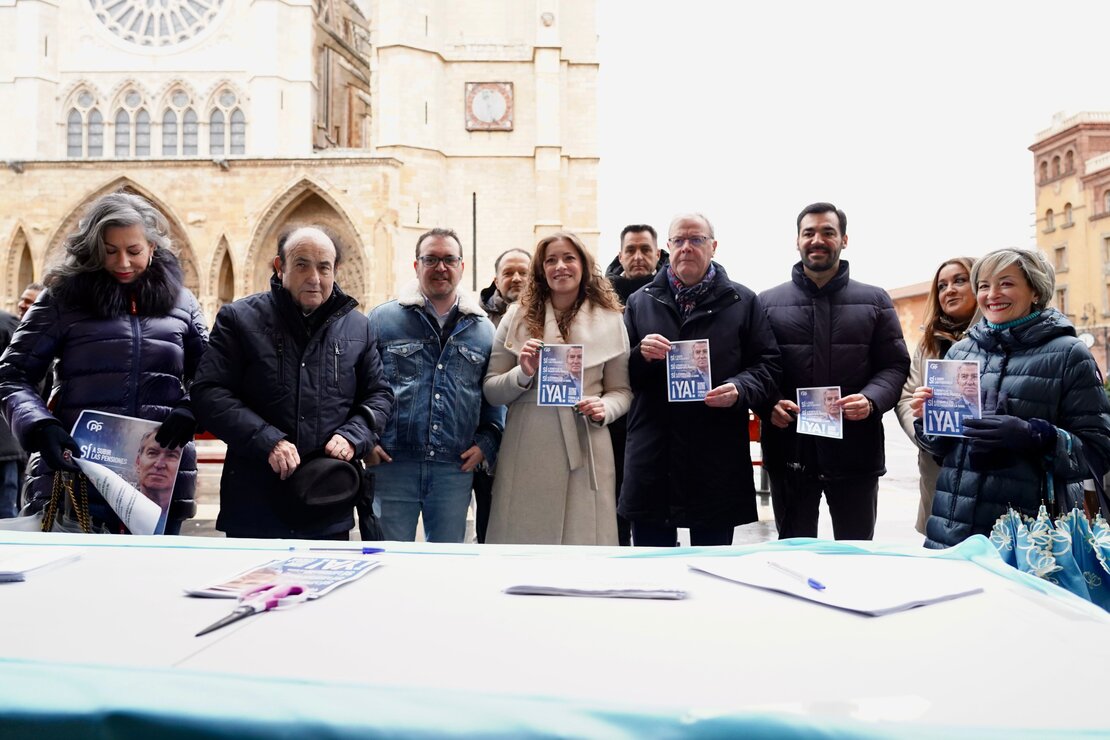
[1,531,1106,738]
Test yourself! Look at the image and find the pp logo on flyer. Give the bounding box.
[85,420,104,433]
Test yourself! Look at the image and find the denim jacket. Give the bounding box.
[368,282,504,465]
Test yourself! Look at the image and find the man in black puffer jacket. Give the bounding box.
[192,226,394,539]
[756,202,909,540]
[604,225,668,546]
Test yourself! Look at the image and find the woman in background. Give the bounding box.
[0,192,207,534]
[482,231,631,545]
[895,257,978,534]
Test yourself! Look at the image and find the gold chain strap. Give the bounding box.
[39,472,63,533]
[39,471,92,534]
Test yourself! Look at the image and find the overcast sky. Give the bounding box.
[596,0,1110,292]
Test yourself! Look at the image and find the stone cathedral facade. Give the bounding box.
[0,0,599,322]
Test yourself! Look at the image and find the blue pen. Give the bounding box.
[767,560,826,591]
[290,547,385,555]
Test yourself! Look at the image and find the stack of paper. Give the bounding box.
[0,547,81,583]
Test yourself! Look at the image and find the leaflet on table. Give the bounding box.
[689,551,984,617]
[505,580,687,600]
[70,410,180,535]
[666,339,711,402]
[796,386,843,439]
[0,547,81,582]
[185,557,382,599]
[923,359,981,437]
[537,343,583,407]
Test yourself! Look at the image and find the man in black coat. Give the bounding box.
[756,203,910,540]
[603,224,669,545]
[621,214,781,547]
[192,226,394,539]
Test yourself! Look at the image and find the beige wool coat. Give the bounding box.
[896,344,947,535]
[482,301,631,545]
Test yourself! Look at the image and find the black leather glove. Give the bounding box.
[32,422,81,473]
[963,415,1055,454]
[155,407,197,450]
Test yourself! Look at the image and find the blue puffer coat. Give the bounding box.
[0,251,208,531]
[918,309,1110,548]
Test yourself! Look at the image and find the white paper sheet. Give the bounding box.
[690,551,984,616]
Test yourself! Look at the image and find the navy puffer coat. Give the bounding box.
[0,251,208,531]
[918,309,1110,548]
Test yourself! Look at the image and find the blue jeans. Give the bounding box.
[373,461,473,543]
[0,461,20,519]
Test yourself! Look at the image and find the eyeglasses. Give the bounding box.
[418,255,462,268]
[668,236,711,248]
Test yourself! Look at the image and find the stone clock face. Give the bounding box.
[465,82,514,131]
[88,0,226,48]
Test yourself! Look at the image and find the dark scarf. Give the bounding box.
[270,275,351,354]
[666,263,717,317]
[932,312,973,357]
[49,249,184,318]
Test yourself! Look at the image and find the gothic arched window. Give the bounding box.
[210,109,225,155]
[163,109,178,155]
[67,109,83,158]
[183,109,198,155]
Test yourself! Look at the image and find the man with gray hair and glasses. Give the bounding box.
[621,213,781,547]
[368,228,505,543]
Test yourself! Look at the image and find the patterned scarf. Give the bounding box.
[666,263,717,317]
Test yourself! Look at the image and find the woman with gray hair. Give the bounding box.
[908,248,1110,547]
[0,191,208,534]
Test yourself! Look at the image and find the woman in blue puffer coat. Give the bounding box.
[909,248,1110,548]
[0,191,208,534]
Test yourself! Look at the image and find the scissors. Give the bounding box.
[195,583,306,637]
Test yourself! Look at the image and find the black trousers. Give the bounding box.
[608,417,633,546]
[472,469,493,544]
[767,469,878,540]
[631,520,735,547]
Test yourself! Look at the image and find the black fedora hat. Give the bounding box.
[284,453,361,508]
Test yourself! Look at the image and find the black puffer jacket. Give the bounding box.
[192,278,394,538]
[918,310,1110,548]
[620,264,781,527]
[0,311,23,466]
[0,252,208,529]
[755,261,910,479]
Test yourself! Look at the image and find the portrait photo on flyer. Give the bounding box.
[796,386,843,439]
[666,339,711,402]
[537,343,584,407]
[70,410,182,534]
[923,359,982,437]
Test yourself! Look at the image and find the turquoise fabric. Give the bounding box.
[990,504,1110,611]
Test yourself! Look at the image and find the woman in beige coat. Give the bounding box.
[894,256,977,534]
[483,231,631,545]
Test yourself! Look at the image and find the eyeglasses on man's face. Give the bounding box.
[418,255,462,268]
[668,236,711,249]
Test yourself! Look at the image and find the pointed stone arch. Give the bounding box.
[43,177,200,296]
[3,226,34,314]
[245,179,369,306]
[202,235,236,323]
